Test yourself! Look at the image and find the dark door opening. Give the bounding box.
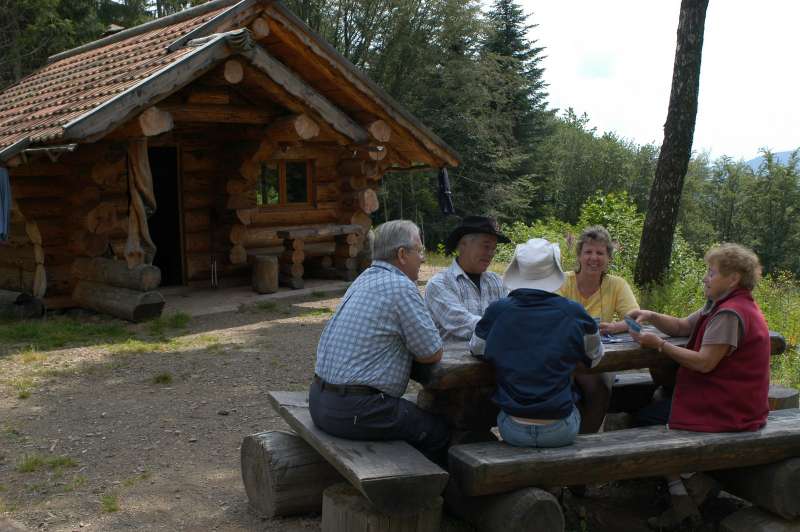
[148,147,183,286]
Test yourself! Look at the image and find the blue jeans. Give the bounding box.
[497,406,581,448]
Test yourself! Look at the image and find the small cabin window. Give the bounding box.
[257,160,314,207]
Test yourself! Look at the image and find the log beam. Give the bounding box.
[265,114,320,142]
[72,281,164,322]
[160,104,274,124]
[71,257,161,291]
[241,44,369,144]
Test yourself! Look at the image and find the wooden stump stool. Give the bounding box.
[251,255,278,294]
[445,478,564,532]
[713,458,800,519]
[769,384,800,411]
[321,482,442,532]
[721,507,800,532]
[241,430,342,517]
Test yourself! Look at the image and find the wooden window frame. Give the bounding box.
[257,159,316,210]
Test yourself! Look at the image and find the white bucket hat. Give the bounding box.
[503,238,565,292]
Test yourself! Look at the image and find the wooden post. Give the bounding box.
[241,430,342,518]
[712,458,800,520]
[251,255,278,294]
[366,120,391,143]
[444,479,563,532]
[769,384,799,410]
[322,483,442,532]
[278,235,304,289]
[417,387,498,431]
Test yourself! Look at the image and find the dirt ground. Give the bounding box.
[0,264,741,531]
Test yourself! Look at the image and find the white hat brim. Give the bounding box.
[502,241,566,293]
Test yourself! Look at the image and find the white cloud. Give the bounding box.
[521,0,800,160]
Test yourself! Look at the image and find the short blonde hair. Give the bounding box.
[575,225,613,273]
[705,243,762,290]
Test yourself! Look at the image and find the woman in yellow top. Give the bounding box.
[559,225,639,333]
[558,225,640,433]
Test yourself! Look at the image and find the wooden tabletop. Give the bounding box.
[411,330,787,390]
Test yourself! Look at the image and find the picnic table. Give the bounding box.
[249,329,794,532]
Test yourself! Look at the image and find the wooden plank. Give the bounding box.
[412,331,788,390]
[449,408,800,496]
[276,224,362,240]
[241,44,369,144]
[267,391,448,514]
[160,103,274,124]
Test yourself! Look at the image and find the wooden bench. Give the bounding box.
[449,408,800,497]
[266,391,448,515]
[610,372,800,414]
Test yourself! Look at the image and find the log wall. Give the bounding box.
[5,142,130,297]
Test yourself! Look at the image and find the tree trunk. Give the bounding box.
[634,0,709,289]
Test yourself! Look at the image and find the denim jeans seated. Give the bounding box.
[497,405,581,448]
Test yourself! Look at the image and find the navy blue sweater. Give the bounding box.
[474,289,600,419]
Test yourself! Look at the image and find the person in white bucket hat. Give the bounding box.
[469,238,605,448]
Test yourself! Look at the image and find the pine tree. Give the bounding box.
[480,0,553,222]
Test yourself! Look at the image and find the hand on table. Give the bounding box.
[629,329,663,349]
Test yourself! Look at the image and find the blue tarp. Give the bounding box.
[0,167,10,241]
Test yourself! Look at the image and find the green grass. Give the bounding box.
[310,290,328,298]
[10,377,34,399]
[147,312,191,337]
[122,471,151,488]
[152,372,173,385]
[16,346,47,364]
[16,454,78,473]
[254,301,279,312]
[0,317,130,351]
[100,492,119,512]
[301,307,334,318]
[64,474,87,492]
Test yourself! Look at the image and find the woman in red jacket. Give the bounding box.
[629,243,770,530]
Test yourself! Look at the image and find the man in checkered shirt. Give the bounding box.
[310,220,449,461]
[425,216,510,342]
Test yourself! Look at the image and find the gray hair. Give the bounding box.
[373,220,420,261]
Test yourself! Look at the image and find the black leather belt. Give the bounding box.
[313,375,381,396]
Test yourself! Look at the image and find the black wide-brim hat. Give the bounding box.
[444,215,510,254]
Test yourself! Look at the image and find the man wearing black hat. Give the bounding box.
[425,216,510,342]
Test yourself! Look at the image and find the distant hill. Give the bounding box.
[746,150,796,171]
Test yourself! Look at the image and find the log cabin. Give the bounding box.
[0,0,460,321]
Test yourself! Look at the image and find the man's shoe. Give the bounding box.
[684,472,720,507]
[646,494,702,531]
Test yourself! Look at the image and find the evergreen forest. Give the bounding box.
[2,0,799,278]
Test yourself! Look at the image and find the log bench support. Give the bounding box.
[447,408,800,531]
[322,483,442,532]
[266,391,448,515]
[241,430,342,517]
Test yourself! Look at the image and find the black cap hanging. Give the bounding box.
[437,167,455,215]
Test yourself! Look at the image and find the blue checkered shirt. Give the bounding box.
[424,259,508,341]
[315,260,442,397]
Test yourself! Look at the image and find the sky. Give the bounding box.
[519,1,800,161]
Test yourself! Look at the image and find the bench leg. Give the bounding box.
[444,479,563,532]
[720,506,800,532]
[712,458,800,520]
[241,430,342,518]
[322,482,442,532]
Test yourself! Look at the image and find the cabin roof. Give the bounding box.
[0,0,459,168]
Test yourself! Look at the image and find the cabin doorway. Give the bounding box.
[148,147,184,286]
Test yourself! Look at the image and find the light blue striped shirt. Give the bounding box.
[315,260,442,397]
